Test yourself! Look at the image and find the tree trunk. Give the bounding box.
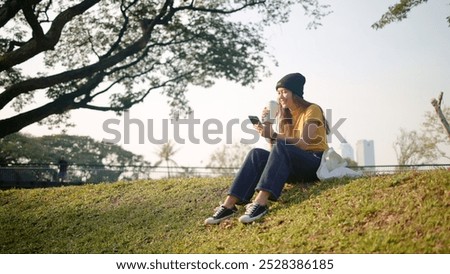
[431,92,450,140]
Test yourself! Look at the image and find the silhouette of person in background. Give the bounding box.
[58,156,68,183]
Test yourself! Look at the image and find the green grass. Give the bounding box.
[0,169,449,254]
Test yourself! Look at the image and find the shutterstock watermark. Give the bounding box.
[101,110,347,145]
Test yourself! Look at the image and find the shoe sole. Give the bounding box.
[238,210,268,224]
[204,213,236,225]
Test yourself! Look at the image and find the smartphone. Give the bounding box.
[248,115,262,125]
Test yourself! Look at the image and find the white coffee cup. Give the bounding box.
[262,100,278,124]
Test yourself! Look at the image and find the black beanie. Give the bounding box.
[275,73,306,98]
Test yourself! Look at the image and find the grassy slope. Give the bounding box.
[0,170,448,254]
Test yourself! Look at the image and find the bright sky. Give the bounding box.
[6,0,450,167]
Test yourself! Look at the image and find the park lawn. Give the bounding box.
[0,169,449,253]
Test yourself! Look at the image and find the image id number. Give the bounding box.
[259,259,334,270]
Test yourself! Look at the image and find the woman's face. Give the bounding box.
[277,87,295,109]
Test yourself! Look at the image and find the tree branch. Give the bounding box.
[100,0,137,59]
[0,0,183,110]
[0,72,105,138]
[22,3,45,39]
[90,60,159,100]
[173,0,267,15]
[81,69,195,112]
[0,27,151,110]
[6,40,26,52]
[0,0,101,71]
[35,0,53,24]
[431,92,450,140]
[0,0,42,28]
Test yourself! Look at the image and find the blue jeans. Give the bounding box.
[228,140,323,203]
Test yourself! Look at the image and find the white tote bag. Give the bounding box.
[316,147,362,181]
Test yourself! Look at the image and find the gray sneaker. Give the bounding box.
[238,203,268,224]
[204,205,238,225]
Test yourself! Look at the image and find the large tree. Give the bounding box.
[0,0,329,138]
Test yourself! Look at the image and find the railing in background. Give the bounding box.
[0,163,448,189]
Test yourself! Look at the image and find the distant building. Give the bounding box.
[337,143,354,161]
[356,140,375,166]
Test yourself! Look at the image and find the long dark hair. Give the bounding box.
[278,94,330,137]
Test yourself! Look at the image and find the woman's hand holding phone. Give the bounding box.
[248,115,275,139]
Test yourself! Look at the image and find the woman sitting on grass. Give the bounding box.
[204,72,329,225]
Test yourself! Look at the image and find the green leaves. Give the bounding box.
[372,0,432,30]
